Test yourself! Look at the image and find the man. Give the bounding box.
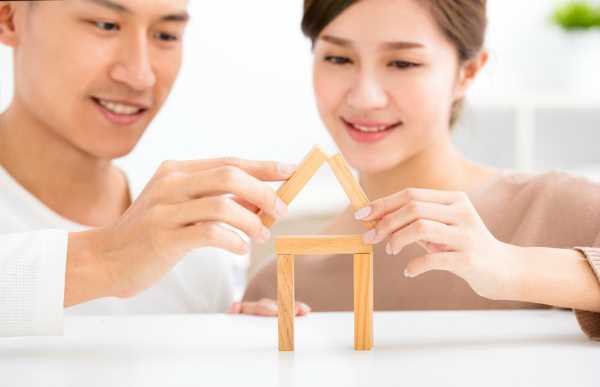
[0,0,293,336]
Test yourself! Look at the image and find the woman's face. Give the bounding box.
[313,0,471,174]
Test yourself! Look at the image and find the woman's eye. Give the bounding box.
[93,21,120,32]
[389,60,420,69]
[155,32,179,42]
[325,56,352,65]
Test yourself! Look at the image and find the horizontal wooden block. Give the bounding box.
[275,235,373,255]
[328,154,376,229]
[260,146,329,228]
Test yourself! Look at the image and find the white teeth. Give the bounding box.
[98,99,143,115]
[353,124,389,133]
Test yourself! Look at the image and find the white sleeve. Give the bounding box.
[0,230,68,337]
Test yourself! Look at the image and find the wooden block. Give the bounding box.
[260,146,329,228]
[354,253,373,351]
[328,154,376,229]
[275,235,373,255]
[278,254,295,351]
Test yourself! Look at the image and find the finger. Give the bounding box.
[176,221,250,256]
[184,167,287,220]
[227,302,242,314]
[231,196,259,214]
[172,196,270,243]
[387,219,460,255]
[355,188,468,221]
[241,298,278,316]
[296,302,312,316]
[366,201,459,244]
[159,158,296,181]
[404,252,463,278]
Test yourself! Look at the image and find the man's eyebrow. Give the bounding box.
[320,34,424,50]
[84,0,190,22]
[160,12,189,23]
[86,0,130,13]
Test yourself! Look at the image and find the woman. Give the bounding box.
[233,0,600,339]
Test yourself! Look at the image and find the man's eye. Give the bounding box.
[93,21,120,32]
[389,60,420,69]
[155,32,179,42]
[325,56,352,65]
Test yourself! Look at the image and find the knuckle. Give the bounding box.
[403,188,418,201]
[413,220,429,234]
[202,223,221,242]
[220,157,242,168]
[219,166,242,187]
[159,159,178,174]
[213,196,232,214]
[406,201,421,217]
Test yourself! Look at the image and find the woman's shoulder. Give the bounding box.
[494,170,600,204]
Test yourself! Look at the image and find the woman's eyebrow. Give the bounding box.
[320,34,424,50]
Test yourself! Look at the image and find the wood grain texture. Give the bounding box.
[277,254,295,351]
[328,154,376,229]
[354,253,373,351]
[260,146,329,228]
[275,235,373,255]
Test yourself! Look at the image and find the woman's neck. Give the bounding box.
[0,99,130,226]
[360,136,496,201]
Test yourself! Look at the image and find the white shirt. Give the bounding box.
[0,166,236,337]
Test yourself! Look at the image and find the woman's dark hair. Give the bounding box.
[301,0,487,127]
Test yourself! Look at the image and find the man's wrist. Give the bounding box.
[65,229,114,306]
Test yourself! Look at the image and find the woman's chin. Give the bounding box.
[343,152,405,176]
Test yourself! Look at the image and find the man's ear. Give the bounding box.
[0,2,19,48]
[454,50,489,100]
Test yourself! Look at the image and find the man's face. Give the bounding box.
[10,0,188,158]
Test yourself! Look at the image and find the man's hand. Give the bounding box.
[65,158,295,306]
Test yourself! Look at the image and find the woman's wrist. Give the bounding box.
[505,244,600,312]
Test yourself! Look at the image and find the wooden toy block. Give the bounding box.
[353,253,374,351]
[327,154,376,229]
[277,254,295,351]
[275,235,374,351]
[275,235,372,255]
[260,146,329,228]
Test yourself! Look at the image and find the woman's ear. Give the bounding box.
[0,2,19,48]
[454,50,489,100]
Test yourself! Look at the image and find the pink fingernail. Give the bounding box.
[363,229,377,244]
[354,206,372,220]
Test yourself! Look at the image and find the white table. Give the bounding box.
[0,310,598,387]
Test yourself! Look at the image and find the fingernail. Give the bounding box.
[260,226,271,242]
[385,243,392,255]
[354,206,372,220]
[275,199,288,218]
[239,243,250,255]
[301,303,311,312]
[404,269,414,278]
[363,229,377,244]
[278,163,297,176]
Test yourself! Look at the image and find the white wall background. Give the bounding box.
[1,0,600,196]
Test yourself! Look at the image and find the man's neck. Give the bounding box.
[0,100,130,226]
[360,135,497,201]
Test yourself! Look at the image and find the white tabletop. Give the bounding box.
[0,310,598,387]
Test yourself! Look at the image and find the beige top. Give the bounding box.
[244,171,600,340]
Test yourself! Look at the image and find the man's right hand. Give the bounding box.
[65,158,294,306]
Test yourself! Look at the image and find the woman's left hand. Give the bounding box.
[355,188,521,301]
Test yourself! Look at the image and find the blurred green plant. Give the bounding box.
[551,1,600,30]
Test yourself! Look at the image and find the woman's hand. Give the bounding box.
[355,188,521,301]
[228,298,311,317]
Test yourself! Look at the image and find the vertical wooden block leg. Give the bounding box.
[278,254,295,351]
[354,253,373,351]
